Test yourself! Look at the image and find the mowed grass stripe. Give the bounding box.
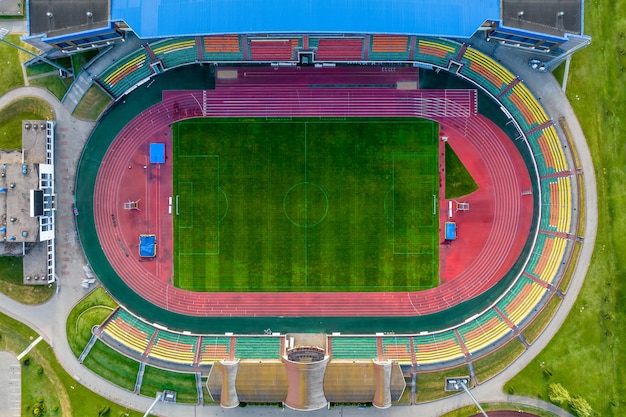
[172,118,438,292]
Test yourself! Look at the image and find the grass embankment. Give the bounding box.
[445,142,478,199]
[416,364,470,403]
[0,311,145,416]
[472,339,526,384]
[66,287,117,357]
[506,2,626,416]
[0,34,25,95]
[73,84,112,120]
[0,256,54,304]
[0,97,54,149]
[139,366,199,404]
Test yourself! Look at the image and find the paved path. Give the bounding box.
[0,351,20,417]
[0,40,597,416]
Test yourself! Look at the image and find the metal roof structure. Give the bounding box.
[502,0,583,37]
[110,0,500,39]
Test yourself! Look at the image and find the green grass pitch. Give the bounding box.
[172,118,439,292]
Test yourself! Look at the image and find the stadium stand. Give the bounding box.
[148,330,197,364]
[457,309,512,355]
[525,233,569,286]
[381,336,414,364]
[458,47,516,96]
[199,336,231,364]
[540,176,573,233]
[329,337,378,359]
[527,126,569,174]
[312,37,364,61]
[502,83,550,131]
[248,38,300,61]
[413,38,460,68]
[202,35,244,61]
[98,48,152,97]
[150,38,198,69]
[496,276,548,327]
[413,331,464,365]
[101,308,156,355]
[235,337,281,359]
[369,35,410,61]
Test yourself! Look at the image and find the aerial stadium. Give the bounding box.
[20,0,591,411]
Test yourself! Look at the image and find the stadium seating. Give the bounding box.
[457,309,512,355]
[413,330,464,365]
[149,330,198,364]
[312,37,364,61]
[496,276,548,327]
[501,83,550,132]
[525,233,568,286]
[458,47,516,96]
[248,38,300,61]
[150,38,198,69]
[539,176,573,233]
[98,48,152,97]
[381,336,413,364]
[101,308,156,355]
[527,126,569,174]
[369,35,410,61]
[199,336,231,364]
[235,337,281,359]
[329,336,378,359]
[202,35,244,61]
[413,38,460,68]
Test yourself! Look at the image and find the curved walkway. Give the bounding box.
[0,42,595,417]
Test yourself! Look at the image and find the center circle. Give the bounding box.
[283,182,329,227]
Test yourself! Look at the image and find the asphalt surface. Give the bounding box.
[0,40,597,417]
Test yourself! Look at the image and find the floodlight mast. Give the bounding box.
[454,381,488,417]
[143,392,163,417]
[0,28,71,75]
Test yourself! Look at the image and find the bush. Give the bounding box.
[36,365,43,374]
[569,396,594,417]
[548,383,571,405]
[97,405,110,416]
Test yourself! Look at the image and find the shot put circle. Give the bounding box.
[283,182,329,227]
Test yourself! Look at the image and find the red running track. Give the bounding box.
[93,69,532,317]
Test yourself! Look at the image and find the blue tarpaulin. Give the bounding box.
[150,143,165,164]
[445,222,456,240]
[139,234,157,257]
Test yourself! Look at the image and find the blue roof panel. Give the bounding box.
[111,0,500,39]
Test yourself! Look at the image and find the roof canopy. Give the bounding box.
[111,0,500,39]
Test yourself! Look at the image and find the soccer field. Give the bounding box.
[172,118,439,292]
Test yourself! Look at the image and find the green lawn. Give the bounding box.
[139,366,199,404]
[173,118,439,292]
[0,35,25,95]
[0,256,55,304]
[83,340,140,392]
[506,2,626,416]
[0,96,54,150]
[66,287,118,357]
[0,311,147,416]
[28,74,72,100]
[445,142,478,199]
[73,84,112,120]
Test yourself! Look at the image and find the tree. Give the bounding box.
[569,396,594,417]
[548,383,570,406]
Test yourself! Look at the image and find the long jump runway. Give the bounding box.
[93,67,533,317]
